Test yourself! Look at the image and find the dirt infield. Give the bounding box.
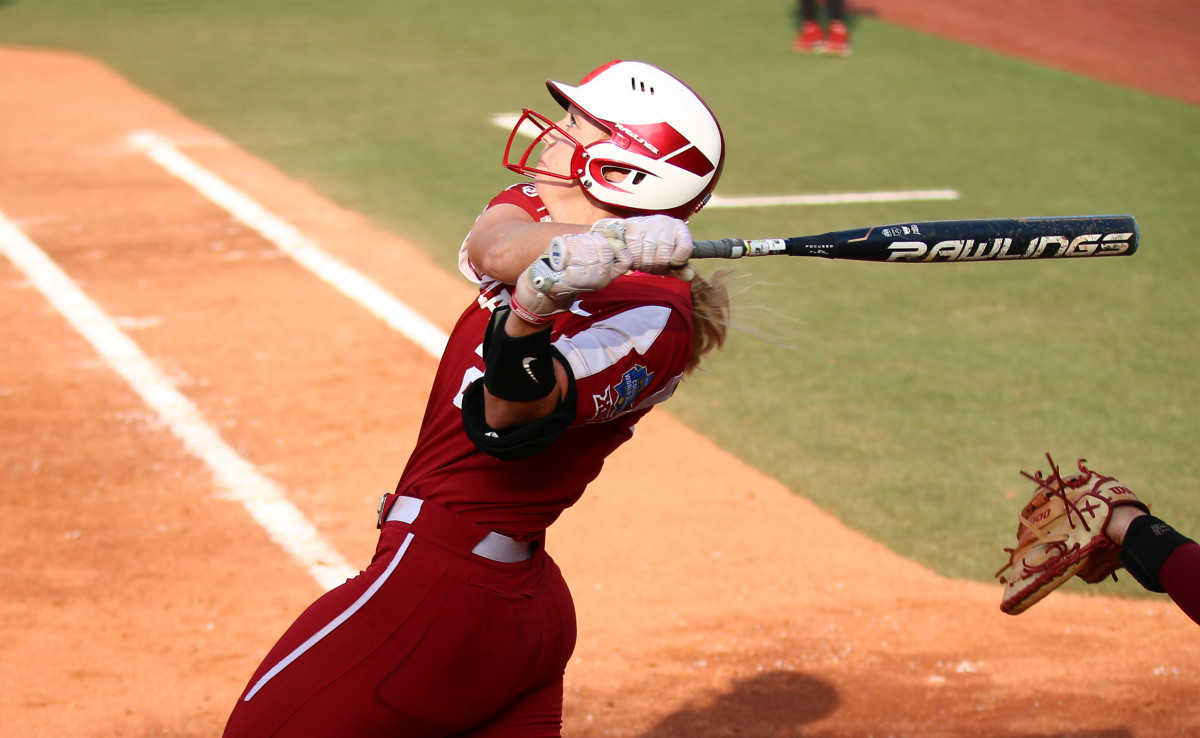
[1,7,1197,737]
[861,0,1200,107]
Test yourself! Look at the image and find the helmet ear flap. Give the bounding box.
[599,164,630,184]
[592,161,653,188]
[579,155,653,201]
[598,166,650,186]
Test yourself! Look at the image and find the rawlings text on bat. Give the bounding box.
[690,215,1138,262]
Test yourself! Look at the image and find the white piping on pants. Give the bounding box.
[244,531,415,701]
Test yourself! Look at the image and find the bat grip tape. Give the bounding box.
[691,239,743,259]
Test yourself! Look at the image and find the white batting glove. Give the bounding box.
[510,231,631,326]
[593,215,694,279]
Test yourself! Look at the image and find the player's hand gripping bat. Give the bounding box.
[690,215,1138,263]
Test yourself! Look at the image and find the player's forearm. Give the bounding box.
[470,221,589,284]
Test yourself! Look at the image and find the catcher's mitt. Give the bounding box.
[995,455,1149,615]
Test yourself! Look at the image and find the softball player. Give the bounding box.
[223,60,731,736]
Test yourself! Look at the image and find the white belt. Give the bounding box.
[384,496,535,563]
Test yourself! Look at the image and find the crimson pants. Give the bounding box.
[223,501,576,737]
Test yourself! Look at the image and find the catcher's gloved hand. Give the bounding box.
[592,215,695,281]
[510,230,631,326]
[995,455,1150,615]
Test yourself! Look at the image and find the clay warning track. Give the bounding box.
[1,45,1197,738]
[862,0,1200,106]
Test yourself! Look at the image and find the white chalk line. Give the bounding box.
[489,113,960,208]
[0,209,356,591]
[126,131,450,359]
[115,130,460,590]
[706,189,959,207]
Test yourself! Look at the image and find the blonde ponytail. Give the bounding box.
[687,268,735,374]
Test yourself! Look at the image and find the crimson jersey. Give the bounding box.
[395,185,694,539]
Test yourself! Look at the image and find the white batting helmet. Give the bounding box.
[504,60,725,220]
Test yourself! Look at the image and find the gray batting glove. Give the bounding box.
[593,215,694,279]
[510,231,631,325]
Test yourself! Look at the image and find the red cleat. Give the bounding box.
[792,20,825,53]
[825,21,852,56]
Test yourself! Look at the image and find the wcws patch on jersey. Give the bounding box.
[591,365,653,421]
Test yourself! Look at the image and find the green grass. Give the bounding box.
[3,0,1197,594]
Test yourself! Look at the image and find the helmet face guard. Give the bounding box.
[502,108,589,182]
[502,60,724,221]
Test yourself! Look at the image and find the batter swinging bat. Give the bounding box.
[690,214,1138,263]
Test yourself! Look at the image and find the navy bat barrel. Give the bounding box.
[692,215,1138,262]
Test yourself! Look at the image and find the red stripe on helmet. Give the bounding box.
[665,145,716,178]
[579,59,622,84]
